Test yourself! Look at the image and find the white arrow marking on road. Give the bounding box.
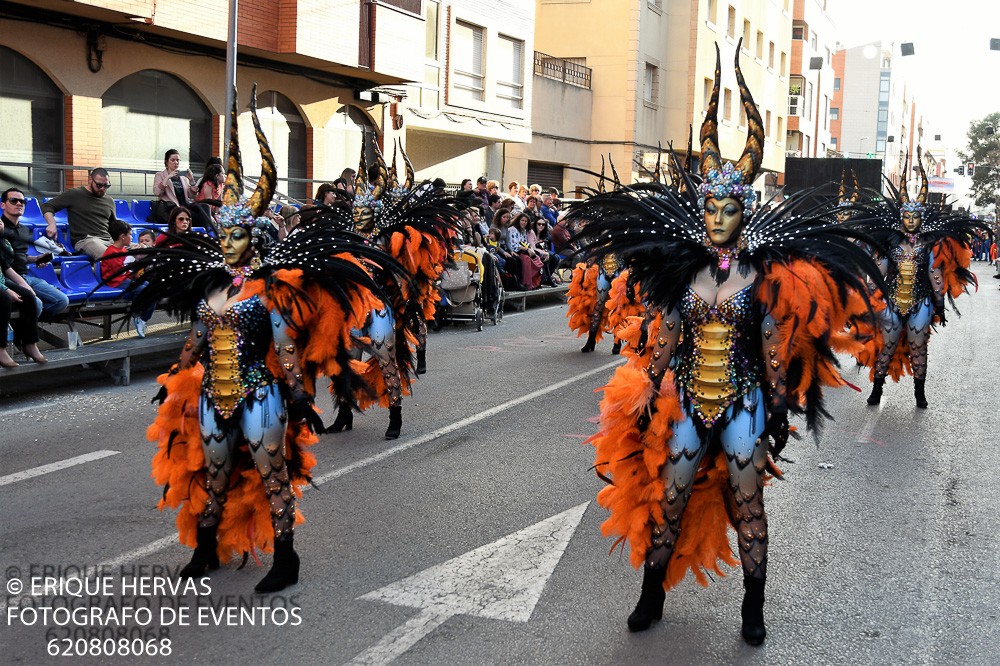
[347,502,590,665]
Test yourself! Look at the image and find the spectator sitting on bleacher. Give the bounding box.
[2,188,70,323]
[41,167,116,260]
[155,206,194,248]
[550,213,577,267]
[101,219,153,338]
[137,229,156,248]
[194,163,225,224]
[1,235,46,366]
[151,149,198,224]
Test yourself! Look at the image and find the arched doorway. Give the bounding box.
[102,70,212,196]
[325,105,376,187]
[240,91,307,201]
[0,46,64,194]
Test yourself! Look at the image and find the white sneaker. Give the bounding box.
[134,316,148,338]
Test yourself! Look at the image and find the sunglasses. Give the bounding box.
[5,198,25,205]
[91,180,111,190]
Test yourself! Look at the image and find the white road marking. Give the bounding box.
[1,360,620,613]
[855,403,884,444]
[313,359,621,485]
[0,450,120,487]
[348,502,590,665]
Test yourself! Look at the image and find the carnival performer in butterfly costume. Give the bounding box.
[569,43,883,645]
[326,137,457,439]
[567,157,631,354]
[856,148,988,408]
[116,87,405,593]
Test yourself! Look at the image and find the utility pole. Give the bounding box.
[223,0,238,159]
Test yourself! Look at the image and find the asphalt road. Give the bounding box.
[1,269,998,666]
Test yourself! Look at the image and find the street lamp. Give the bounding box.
[859,136,870,159]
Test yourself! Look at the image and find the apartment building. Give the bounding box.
[831,40,915,186]
[519,0,792,198]
[785,0,836,160]
[0,0,534,199]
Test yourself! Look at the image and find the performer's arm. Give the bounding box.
[761,310,789,457]
[173,320,208,372]
[928,247,946,323]
[646,307,680,387]
[270,309,325,431]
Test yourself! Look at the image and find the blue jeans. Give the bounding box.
[26,274,69,321]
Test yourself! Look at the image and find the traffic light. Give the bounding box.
[967,162,975,176]
[956,166,965,176]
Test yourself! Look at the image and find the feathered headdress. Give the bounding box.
[218,84,277,241]
[353,132,389,233]
[697,40,763,212]
[900,146,929,213]
[837,163,861,207]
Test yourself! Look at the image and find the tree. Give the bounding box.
[959,112,1000,208]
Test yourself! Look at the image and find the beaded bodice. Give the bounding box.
[196,294,275,419]
[675,283,762,428]
[889,241,931,316]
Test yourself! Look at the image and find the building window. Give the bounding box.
[644,63,659,105]
[756,31,764,59]
[768,42,775,68]
[703,77,714,113]
[777,116,784,141]
[647,0,662,9]
[780,52,787,76]
[792,26,804,40]
[103,70,212,197]
[825,47,831,64]
[707,0,718,24]
[831,136,838,147]
[381,0,422,13]
[830,107,839,120]
[743,20,751,48]
[452,20,485,102]
[833,77,841,91]
[878,108,889,122]
[727,6,736,38]
[765,110,771,137]
[810,32,818,50]
[0,45,64,194]
[496,35,525,109]
[876,139,886,152]
[425,0,439,59]
[823,94,829,129]
[723,88,733,122]
[739,104,747,127]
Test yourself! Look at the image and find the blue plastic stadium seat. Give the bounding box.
[131,199,153,224]
[43,198,68,223]
[21,197,44,224]
[59,259,123,300]
[28,263,88,304]
[114,199,132,223]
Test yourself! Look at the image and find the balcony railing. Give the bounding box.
[533,52,592,90]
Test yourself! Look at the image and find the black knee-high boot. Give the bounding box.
[385,406,402,440]
[179,525,220,579]
[611,340,622,355]
[416,349,427,375]
[867,377,885,405]
[741,575,766,646]
[255,537,300,593]
[626,563,667,632]
[914,378,928,409]
[581,331,597,353]
[329,403,353,433]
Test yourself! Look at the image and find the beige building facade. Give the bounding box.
[1,0,534,200]
[518,0,792,198]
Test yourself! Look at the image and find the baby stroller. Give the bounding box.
[439,248,484,331]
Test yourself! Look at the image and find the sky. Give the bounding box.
[828,0,1000,151]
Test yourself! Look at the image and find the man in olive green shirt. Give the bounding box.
[41,168,116,259]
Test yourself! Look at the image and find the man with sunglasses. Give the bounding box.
[40,167,116,259]
[1,188,70,323]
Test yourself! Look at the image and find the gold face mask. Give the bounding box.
[354,206,375,234]
[220,227,252,266]
[704,196,744,246]
[901,210,922,234]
